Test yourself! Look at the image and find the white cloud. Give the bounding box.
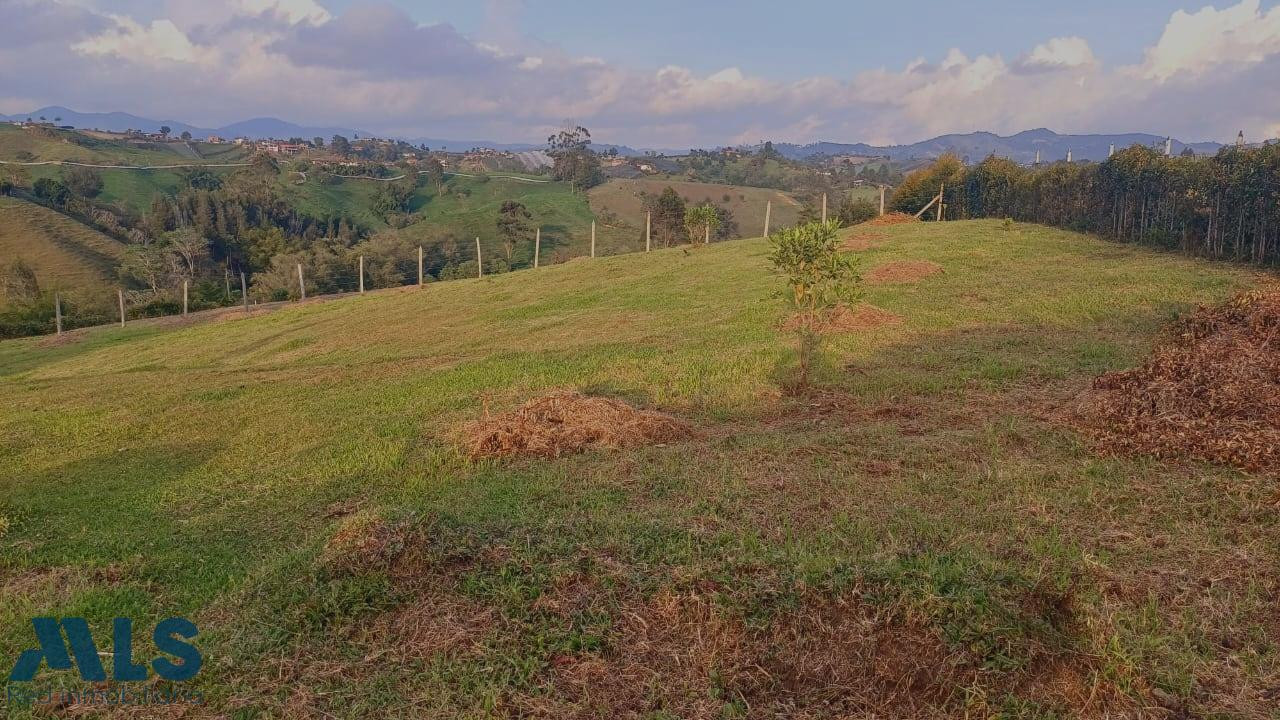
[1023,37,1096,70]
[1142,0,1280,80]
[6,0,1280,147]
[72,15,202,63]
[237,0,330,24]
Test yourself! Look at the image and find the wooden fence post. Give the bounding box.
[534,228,541,268]
[704,220,710,244]
[224,268,230,301]
[645,212,651,252]
[358,255,365,294]
[240,272,248,312]
[591,220,596,258]
[764,200,772,238]
[297,263,306,300]
[418,246,424,287]
[821,193,827,223]
[476,237,483,278]
[118,289,126,327]
[55,293,62,335]
[879,186,886,216]
[936,184,944,222]
[183,280,189,316]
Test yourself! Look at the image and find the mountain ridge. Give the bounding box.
[1,107,1229,162]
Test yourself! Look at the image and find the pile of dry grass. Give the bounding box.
[864,211,919,227]
[841,230,886,252]
[1082,288,1280,471]
[782,303,902,334]
[866,260,944,284]
[463,390,693,460]
[320,510,408,576]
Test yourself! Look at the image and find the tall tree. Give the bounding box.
[496,200,533,262]
[547,125,603,191]
[643,187,687,247]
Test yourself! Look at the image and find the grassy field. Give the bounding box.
[0,196,125,299]
[0,125,246,167]
[398,174,634,264]
[589,178,804,239]
[1,221,1276,718]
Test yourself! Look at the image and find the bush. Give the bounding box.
[767,220,861,388]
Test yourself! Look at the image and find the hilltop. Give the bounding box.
[1,220,1274,717]
[0,196,124,295]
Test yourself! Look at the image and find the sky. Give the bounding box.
[2,0,1279,147]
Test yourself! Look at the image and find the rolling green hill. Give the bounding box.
[1,220,1273,717]
[0,124,248,166]
[589,177,803,238]
[0,195,125,299]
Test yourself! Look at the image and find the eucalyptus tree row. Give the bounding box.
[893,144,1280,265]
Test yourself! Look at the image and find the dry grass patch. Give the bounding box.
[866,260,944,285]
[865,211,920,227]
[1079,287,1280,471]
[463,390,694,460]
[319,510,409,576]
[781,303,902,334]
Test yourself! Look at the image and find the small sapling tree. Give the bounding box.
[767,220,860,388]
[683,204,721,245]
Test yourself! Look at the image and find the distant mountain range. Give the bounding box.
[0,107,1228,162]
[0,106,369,145]
[764,129,1224,164]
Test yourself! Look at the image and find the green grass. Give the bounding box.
[0,125,247,167]
[400,174,633,263]
[0,195,125,297]
[589,177,802,239]
[0,220,1276,718]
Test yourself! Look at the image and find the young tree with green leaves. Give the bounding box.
[683,204,721,245]
[768,220,861,388]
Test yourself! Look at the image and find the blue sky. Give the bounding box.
[324,0,1222,75]
[4,0,1280,146]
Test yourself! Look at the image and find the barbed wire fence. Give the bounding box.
[23,185,892,339]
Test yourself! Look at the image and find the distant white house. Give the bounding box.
[207,135,224,144]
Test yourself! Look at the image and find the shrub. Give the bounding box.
[767,220,861,388]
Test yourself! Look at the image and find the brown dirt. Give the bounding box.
[463,390,694,460]
[864,211,919,227]
[866,260,944,285]
[1078,287,1280,472]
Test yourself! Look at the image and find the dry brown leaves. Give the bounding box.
[463,390,693,460]
[866,260,944,285]
[1080,287,1280,472]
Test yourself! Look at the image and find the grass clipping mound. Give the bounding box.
[465,390,692,460]
[1083,288,1280,471]
[866,260,943,284]
[865,212,919,227]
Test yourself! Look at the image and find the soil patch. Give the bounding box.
[866,260,944,285]
[464,390,693,459]
[1079,287,1280,471]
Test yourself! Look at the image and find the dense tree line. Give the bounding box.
[892,144,1280,265]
